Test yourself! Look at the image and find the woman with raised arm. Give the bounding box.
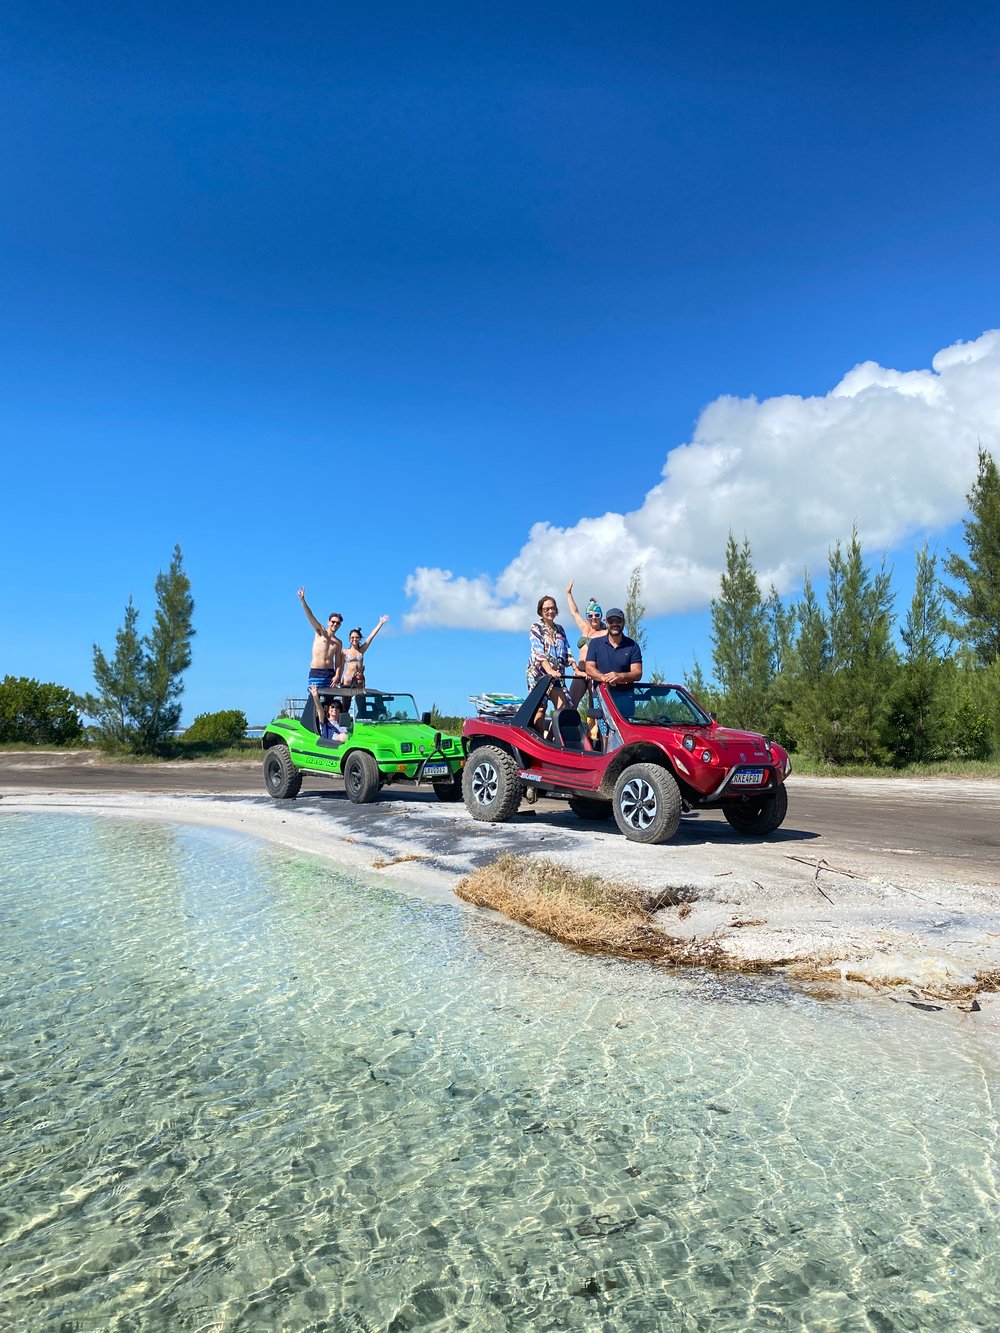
[565,579,607,704]
[340,615,389,690]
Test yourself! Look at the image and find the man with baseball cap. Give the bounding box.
[584,607,642,691]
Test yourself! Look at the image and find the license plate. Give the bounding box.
[731,768,764,786]
[423,763,449,778]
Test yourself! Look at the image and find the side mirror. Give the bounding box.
[710,712,717,722]
[421,711,432,726]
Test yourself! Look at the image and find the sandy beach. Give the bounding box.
[3,753,1000,1014]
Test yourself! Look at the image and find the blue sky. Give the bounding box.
[2,2,999,724]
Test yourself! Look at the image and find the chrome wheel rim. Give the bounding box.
[471,760,499,805]
[619,777,657,830]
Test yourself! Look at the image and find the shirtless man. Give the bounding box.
[298,587,344,694]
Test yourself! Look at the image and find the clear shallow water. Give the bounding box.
[2,813,998,1332]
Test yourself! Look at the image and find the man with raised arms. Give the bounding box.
[298,587,344,695]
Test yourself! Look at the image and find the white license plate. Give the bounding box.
[423,763,449,777]
[731,768,764,786]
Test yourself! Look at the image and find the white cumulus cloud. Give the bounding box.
[403,329,1000,630]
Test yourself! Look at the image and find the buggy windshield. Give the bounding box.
[351,693,420,724]
[615,684,712,727]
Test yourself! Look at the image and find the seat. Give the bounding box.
[551,708,584,751]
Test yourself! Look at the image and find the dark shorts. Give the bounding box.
[308,667,336,691]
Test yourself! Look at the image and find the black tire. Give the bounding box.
[612,763,682,844]
[723,784,788,836]
[263,744,302,800]
[462,746,523,823]
[343,750,381,804]
[567,796,614,822]
[433,773,463,802]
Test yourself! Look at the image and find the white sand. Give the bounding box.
[3,781,1000,1013]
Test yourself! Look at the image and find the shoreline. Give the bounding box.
[3,768,1000,1020]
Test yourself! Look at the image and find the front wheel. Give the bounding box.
[612,763,682,844]
[263,744,303,800]
[723,785,788,836]
[462,746,522,823]
[433,773,463,802]
[343,750,381,804]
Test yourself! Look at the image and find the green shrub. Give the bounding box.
[183,709,247,746]
[0,676,84,745]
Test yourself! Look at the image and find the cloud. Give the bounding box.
[403,329,1000,630]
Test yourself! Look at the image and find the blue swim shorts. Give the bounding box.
[308,667,336,692]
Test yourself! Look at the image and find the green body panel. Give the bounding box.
[263,709,464,784]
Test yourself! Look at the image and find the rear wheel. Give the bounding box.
[723,784,788,836]
[263,745,302,800]
[462,746,522,822]
[343,750,381,804]
[567,796,614,822]
[433,773,463,801]
[612,763,682,844]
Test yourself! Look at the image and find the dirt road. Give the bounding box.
[3,751,997,887]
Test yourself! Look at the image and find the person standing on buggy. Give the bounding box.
[526,594,572,733]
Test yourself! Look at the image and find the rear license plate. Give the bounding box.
[731,768,764,786]
[423,763,449,778]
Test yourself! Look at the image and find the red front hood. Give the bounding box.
[710,727,771,757]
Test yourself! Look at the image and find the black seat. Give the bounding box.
[551,708,584,751]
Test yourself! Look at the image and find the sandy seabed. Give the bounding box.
[3,768,1000,1019]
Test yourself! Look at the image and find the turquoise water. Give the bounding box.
[2,813,999,1331]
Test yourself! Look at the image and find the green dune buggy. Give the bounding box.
[262,686,465,803]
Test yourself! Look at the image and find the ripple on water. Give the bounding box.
[1,811,999,1331]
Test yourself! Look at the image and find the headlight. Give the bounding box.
[683,734,695,751]
[701,750,714,764]
[401,742,413,754]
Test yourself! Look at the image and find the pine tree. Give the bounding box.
[87,597,146,748]
[785,573,832,760]
[887,543,949,763]
[83,545,195,752]
[709,534,771,729]
[136,545,195,750]
[623,565,648,656]
[943,445,1000,667]
[683,657,721,715]
[826,531,897,764]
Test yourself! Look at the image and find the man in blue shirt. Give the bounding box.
[584,608,642,689]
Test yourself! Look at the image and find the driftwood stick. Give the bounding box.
[785,854,867,881]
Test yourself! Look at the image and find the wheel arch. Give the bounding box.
[597,743,689,800]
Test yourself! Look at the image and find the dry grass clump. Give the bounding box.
[455,853,768,972]
[372,853,430,869]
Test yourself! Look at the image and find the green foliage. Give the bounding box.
[0,675,84,745]
[82,545,196,753]
[183,709,247,746]
[683,658,721,716]
[623,565,648,656]
[784,531,897,764]
[944,446,1000,667]
[710,534,772,730]
[430,706,465,733]
[885,544,951,764]
[946,654,1000,761]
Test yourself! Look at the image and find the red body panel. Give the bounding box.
[462,681,790,807]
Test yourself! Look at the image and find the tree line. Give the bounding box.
[682,447,1000,765]
[4,447,998,764]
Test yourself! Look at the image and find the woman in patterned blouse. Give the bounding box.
[527,594,572,730]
